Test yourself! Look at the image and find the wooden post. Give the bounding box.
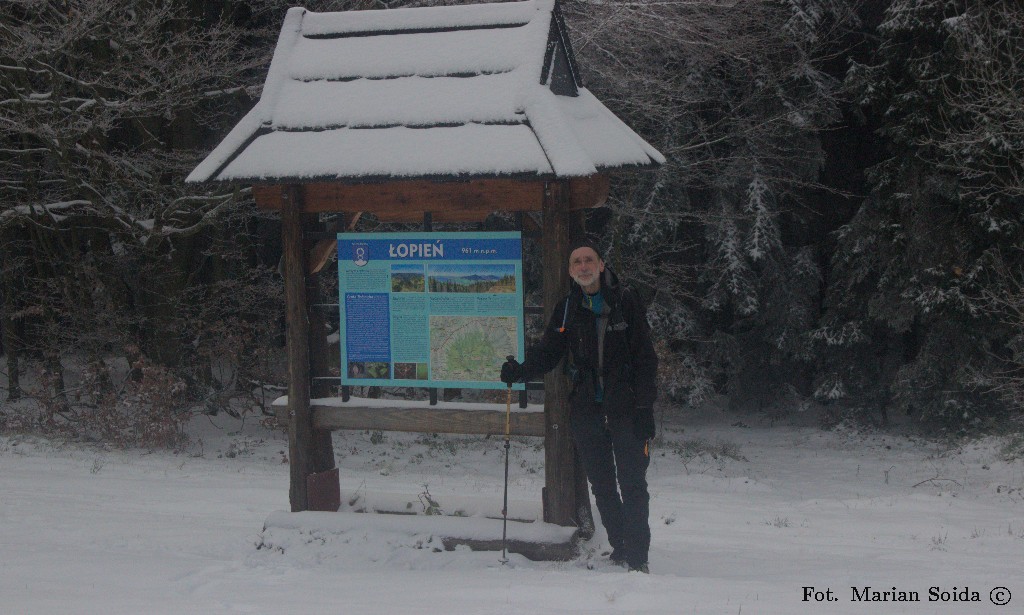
[306,213,340,510]
[565,203,594,538]
[282,185,316,512]
[541,180,590,528]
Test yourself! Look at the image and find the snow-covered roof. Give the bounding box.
[187,0,663,184]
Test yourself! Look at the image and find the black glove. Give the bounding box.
[500,358,524,385]
[633,406,655,441]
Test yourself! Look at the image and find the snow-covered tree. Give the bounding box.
[0,0,281,429]
[562,0,855,410]
[822,0,1023,426]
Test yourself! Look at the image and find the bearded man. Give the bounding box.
[501,241,658,573]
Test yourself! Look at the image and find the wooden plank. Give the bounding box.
[305,219,338,481]
[282,185,315,513]
[254,178,547,215]
[308,238,337,275]
[254,175,608,220]
[346,212,362,230]
[373,209,504,223]
[311,404,545,437]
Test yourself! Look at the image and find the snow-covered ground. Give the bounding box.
[1,405,1022,614]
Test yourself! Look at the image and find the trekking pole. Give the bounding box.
[500,355,514,564]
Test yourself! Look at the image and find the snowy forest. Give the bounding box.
[2,0,1024,444]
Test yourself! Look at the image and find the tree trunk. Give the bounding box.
[45,354,70,414]
[2,310,20,402]
[0,234,17,401]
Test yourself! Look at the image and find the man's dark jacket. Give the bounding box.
[520,267,658,433]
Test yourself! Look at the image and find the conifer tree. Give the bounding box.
[821,0,1021,426]
[564,0,856,410]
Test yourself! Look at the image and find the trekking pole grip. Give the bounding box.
[503,356,514,438]
[505,356,516,387]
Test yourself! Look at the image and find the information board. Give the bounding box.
[337,232,525,390]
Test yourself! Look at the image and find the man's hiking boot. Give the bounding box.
[628,562,649,574]
[608,549,627,567]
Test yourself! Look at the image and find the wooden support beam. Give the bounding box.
[282,185,316,512]
[254,178,546,215]
[308,238,337,275]
[541,180,590,528]
[252,175,608,220]
[373,209,498,223]
[305,215,340,512]
[310,404,545,437]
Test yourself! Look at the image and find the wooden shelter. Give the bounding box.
[188,0,663,533]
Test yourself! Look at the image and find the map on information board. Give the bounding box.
[337,232,525,390]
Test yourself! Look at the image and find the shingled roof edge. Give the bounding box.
[188,0,664,185]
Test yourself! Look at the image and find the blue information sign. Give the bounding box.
[337,232,525,389]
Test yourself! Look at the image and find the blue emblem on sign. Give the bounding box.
[352,243,369,267]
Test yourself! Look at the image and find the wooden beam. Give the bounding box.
[520,212,542,235]
[253,175,609,218]
[254,178,546,214]
[305,215,340,512]
[282,185,315,512]
[308,238,336,275]
[373,209,501,223]
[310,404,545,437]
[346,212,363,230]
[541,180,587,528]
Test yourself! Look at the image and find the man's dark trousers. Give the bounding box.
[571,409,651,567]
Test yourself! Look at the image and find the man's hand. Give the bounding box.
[500,358,524,385]
[633,406,655,440]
